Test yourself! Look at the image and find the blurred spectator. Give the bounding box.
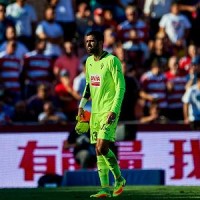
[159,2,191,48]
[165,56,187,121]
[47,0,76,41]
[53,41,80,84]
[27,83,60,121]
[113,42,137,77]
[119,58,139,121]
[22,38,53,99]
[11,100,33,123]
[73,57,91,112]
[146,32,171,72]
[90,0,127,22]
[0,100,11,124]
[143,0,172,39]
[35,6,63,59]
[54,69,80,121]
[122,29,149,75]
[6,0,37,50]
[139,101,168,124]
[0,3,14,44]
[182,72,200,130]
[113,42,129,66]
[103,8,118,29]
[27,0,47,22]
[185,56,200,90]
[117,5,148,43]
[179,44,198,73]
[178,0,200,46]
[88,7,109,33]
[103,27,116,54]
[75,2,92,42]
[38,101,67,124]
[64,129,96,169]
[0,84,14,115]
[119,0,138,8]
[0,25,28,61]
[0,40,22,103]
[140,59,168,116]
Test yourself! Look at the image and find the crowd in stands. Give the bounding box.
[0,0,200,130]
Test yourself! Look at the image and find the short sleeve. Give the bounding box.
[159,15,167,28]
[182,88,192,103]
[35,23,44,35]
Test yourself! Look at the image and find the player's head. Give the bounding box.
[170,1,180,15]
[151,59,161,74]
[35,38,46,52]
[85,30,104,55]
[168,56,179,70]
[6,40,17,55]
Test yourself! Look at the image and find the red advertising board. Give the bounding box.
[0,129,200,187]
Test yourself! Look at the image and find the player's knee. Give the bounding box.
[96,145,108,156]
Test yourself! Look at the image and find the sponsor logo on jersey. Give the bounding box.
[91,74,101,87]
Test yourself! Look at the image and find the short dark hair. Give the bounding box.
[171,0,179,6]
[86,30,104,42]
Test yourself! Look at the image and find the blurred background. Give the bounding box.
[0,0,200,188]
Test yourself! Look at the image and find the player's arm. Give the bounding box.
[78,83,90,117]
[78,62,91,116]
[183,103,189,124]
[109,57,126,115]
[76,64,91,134]
[182,88,191,125]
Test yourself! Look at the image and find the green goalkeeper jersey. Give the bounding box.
[82,51,126,114]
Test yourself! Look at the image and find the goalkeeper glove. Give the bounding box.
[75,110,91,135]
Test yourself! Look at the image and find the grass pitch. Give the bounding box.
[0,186,200,200]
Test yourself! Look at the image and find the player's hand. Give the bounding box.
[184,118,190,125]
[107,112,116,124]
[78,107,84,119]
[75,110,91,135]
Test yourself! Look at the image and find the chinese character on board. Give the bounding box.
[170,139,200,179]
[18,141,57,181]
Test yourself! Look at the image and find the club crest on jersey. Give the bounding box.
[91,74,101,87]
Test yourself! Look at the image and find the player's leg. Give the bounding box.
[90,113,111,198]
[96,139,126,197]
[97,114,126,197]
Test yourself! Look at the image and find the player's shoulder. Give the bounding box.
[104,52,120,63]
[86,52,120,64]
[86,55,93,61]
[85,55,93,66]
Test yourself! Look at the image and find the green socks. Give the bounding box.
[97,149,122,188]
[103,149,121,180]
[97,155,109,188]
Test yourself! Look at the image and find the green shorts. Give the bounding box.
[90,112,119,144]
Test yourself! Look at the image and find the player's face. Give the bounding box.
[85,35,99,55]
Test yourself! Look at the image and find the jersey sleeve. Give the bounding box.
[182,88,192,104]
[109,56,126,114]
[159,15,167,28]
[35,22,44,35]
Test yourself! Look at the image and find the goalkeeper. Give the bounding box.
[76,30,126,198]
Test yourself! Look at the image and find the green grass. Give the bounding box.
[1,186,200,200]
